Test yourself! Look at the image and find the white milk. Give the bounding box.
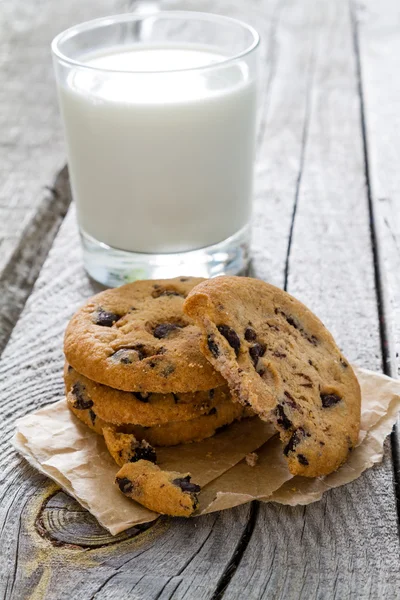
[58,45,257,253]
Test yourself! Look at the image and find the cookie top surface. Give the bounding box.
[183,276,361,477]
[64,277,223,393]
[64,363,230,427]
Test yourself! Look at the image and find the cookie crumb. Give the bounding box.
[245,452,259,467]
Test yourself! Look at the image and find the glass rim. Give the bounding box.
[51,10,260,74]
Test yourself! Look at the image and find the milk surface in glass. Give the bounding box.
[58,44,257,254]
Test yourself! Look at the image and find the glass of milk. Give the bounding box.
[52,12,259,286]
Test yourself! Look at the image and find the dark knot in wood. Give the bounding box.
[35,490,155,549]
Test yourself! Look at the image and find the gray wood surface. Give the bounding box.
[225,1,400,597]
[1,0,400,599]
[350,0,400,481]
[0,0,131,358]
[354,0,400,379]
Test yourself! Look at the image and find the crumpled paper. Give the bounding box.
[13,367,400,535]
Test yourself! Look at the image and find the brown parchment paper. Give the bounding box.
[13,367,400,535]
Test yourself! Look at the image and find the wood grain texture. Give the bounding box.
[352,0,400,492]
[1,0,400,598]
[352,0,400,378]
[0,0,132,358]
[222,0,400,597]
[0,167,70,357]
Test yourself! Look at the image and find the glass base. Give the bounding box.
[81,226,250,287]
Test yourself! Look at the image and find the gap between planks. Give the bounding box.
[0,167,71,359]
[349,0,400,517]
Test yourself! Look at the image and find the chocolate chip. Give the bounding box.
[340,359,348,368]
[296,372,312,382]
[272,351,287,358]
[180,277,189,282]
[244,327,257,342]
[300,383,313,388]
[153,323,179,339]
[116,477,133,494]
[173,393,179,404]
[89,409,96,425]
[217,325,241,356]
[209,389,215,399]
[216,423,232,435]
[307,335,319,346]
[72,382,93,410]
[284,391,297,407]
[297,454,309,466]
[276,309,318,345]
[275,310,299,329]
[284,428,305,456]
[162,364,175,377]
[94,308,121,327]
[275,404,292,430]
[133,392,149,403]
[321,393,342,408]
[208,407,217,416]
[152,287,184,298]
[249,343,266,366]
[207,335,220,358]
[131,444,157,464]
[172,476,201,494]
[112,347,145,364]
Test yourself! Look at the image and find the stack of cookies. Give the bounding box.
[64,277,253,516]
[64,276,361,517]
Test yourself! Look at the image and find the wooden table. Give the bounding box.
[1,0,400,597]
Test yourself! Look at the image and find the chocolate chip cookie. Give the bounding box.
[184,276,361,477]
[116,460,200,517]
[64,277,223,393]
[67,384,251,447]
[103,426,157,467]
[64,363,230,427]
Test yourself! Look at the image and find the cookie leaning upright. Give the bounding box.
[64,277,223,393]
[183,276,361,478]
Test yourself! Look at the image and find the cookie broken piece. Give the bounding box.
[184,276,361,478]
[116,460,201,517]
[103,426,157,467]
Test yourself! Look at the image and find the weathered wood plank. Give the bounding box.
[0,0,133,357]
[0,167,70,356]
[352,0,400,377]
[353,0,400,478]
[223,0,400,597]
[1,0,399,599]
[0,0,128,271]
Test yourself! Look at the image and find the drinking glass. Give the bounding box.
[52,11,259,286]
